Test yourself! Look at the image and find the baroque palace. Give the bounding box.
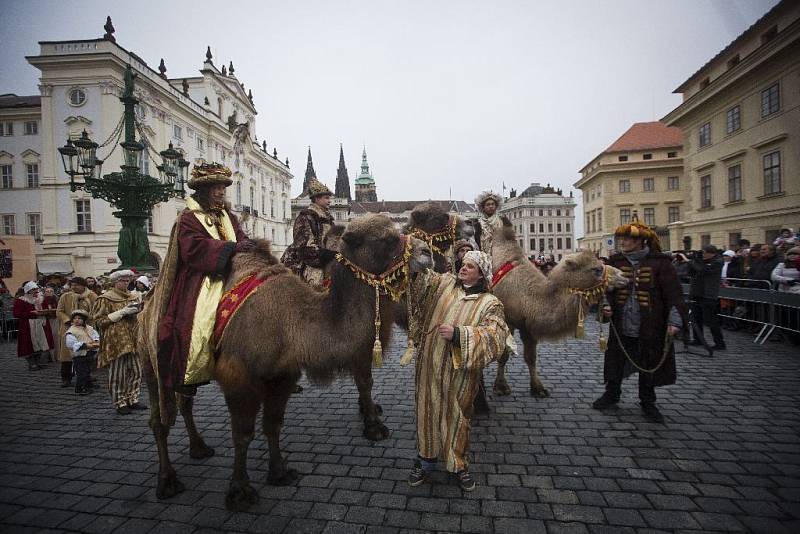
[577,0,799,254]
[0,19,293,283]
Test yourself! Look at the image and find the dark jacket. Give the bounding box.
[688,256,722,299]
[605,252,686,387]
[723,257,744,283]
[749,255,781,284]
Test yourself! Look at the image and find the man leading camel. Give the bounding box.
[408,250,509,491]
[156,163,252,397]
[593,217,685,423]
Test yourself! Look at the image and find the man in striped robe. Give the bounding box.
[409,250,509,491]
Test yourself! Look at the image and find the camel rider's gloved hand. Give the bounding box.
[319,248,337,264]
[108,304,139,322]
[234,239,256,254]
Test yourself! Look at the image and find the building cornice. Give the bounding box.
[575,159,684,188]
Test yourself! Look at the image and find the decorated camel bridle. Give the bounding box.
[407,215,458,263]
[334,235,414,368]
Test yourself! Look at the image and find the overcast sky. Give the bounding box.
[0,0,779,235]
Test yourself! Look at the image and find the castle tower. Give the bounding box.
[354,146,377,202]
[302,146,317,194]
[334,144,352,200]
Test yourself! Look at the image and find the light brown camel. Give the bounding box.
[483,223,628,398]
[402,202,474,274]
[140,215,430,510]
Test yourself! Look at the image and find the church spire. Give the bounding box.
[334,144,352,200]
[303,146,317,194]
[355,145,377,202]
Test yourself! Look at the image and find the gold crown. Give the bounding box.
[188,162,233,189]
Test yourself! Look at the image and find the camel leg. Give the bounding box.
[493,346,513,396]
[264,377,300,486]
[521,331,550,398]
[143,360,184,499]
[223,391,260,511]
[179,394,215,459]
[354,360,390,441]
[473,373,491,413]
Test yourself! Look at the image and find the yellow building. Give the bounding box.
[662,0,800,250]
[575,122,685,256]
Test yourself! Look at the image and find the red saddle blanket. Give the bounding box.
[213,274,276,347]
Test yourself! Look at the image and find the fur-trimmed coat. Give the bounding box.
[604,252,686,387]
[92,288,139,368]
[55,289,97,362]
[281,203,336,286]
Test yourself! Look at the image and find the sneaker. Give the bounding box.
[591,392,619,409]
[456,470,476,492]
[641,403,665,424]
[116,406,132,415]
[128,402,148,410]
[408,460,426,487]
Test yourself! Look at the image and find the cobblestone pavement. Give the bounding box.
[1,320,799,533]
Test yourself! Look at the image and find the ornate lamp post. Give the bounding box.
[58,65,188,271]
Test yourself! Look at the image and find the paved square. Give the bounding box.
[1,320,799,533]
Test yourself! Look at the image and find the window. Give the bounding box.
[173,124,183,140]
[557,238,563,249]
[667,176,680,190]
[701,235,711,248]
[1,165,11,189]
[619,179,630,193]
[643,153,652,160]
[643,207,655,226]
[699,122,711,147]
[23,121,38,135]
[529,239,535,251]
[249,185,255,210]
[529,224,535,233]
[261,187,266,214]
[539,223,544,233]
[668,206,680,223]
[68,88,86,106]
[26,164,39,188]
[566,238,572,249]
[557,223,562,232]
[763,151,781,194]
[547,210,552,216]
[538,209,543,217]
[556,209,561,216]
[618,155,628,162]
[270,198,275,218]
[235,182,242,205]
[538,238,545,251]
[27,213,41,241]
[2,215,15,235]
[197,137,204,151]
[726,106,741,134]
[700,175,712,208]
[619,208,631,224]
[566,222,571,232]
[727,164,742,202]
[566,209,570,216]
[0,122,12,136]
[75,200,92,232]
[728,232,741,248]
[547,223,553,232]
[548,238,554,250]
[667,151,677,158]
[761,83,780,117]
[590,214,596,233]
[643,178,654,192]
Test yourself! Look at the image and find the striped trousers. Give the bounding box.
[107,352,142,408]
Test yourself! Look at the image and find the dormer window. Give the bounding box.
[761,25,777,44]
[726,54,740,70]
[699,77,710,90]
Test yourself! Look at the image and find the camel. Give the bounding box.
[140,215,431,510]
[402,202,474,273]
[481,222,628,398]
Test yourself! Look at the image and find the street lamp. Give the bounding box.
[57,64,186,271]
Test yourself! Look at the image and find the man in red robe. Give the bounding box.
[156,163,252,395]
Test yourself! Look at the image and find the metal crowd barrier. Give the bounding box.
[682,278,800,345]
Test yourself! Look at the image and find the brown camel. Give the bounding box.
[402,202,474,273]
[483,223,628,398]
[140,215,430,510]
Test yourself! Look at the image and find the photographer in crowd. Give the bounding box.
[677,245,725,351]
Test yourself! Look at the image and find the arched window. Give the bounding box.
[236,181,242,205]
[217,97,223,117]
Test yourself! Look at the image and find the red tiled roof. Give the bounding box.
[604,122,683,153]
[0,94,41,109]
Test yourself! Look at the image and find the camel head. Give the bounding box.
[605,265,628,290]
[339,214,429,277]
[549,249,617,293]
[404,202,474,242]
[408,236,434,273]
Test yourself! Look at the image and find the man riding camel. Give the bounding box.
[281,179,338,288]
[472,191,505,256]
[156,162,253,396]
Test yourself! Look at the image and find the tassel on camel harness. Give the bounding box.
[372,285,383,367]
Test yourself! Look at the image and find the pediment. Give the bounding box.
[21,149,40,159]
[0,150,12,161]
[214,75,255,113]
[64,115,92,126]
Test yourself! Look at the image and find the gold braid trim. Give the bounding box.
[408,216,457,257]
[567,265,611,339]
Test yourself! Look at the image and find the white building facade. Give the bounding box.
[0,24,293,277]
[500,183,577,260]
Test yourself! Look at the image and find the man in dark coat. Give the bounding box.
[680,245,725,350]
[157,163,252,395]
[281,179,337,288]
[592,217,685,423]
[749,244,781,285]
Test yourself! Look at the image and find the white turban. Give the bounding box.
[23,281,40,294]
[136,275,151,288]
[109,269,136,282]
[462,250,493,282]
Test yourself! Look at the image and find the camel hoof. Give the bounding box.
[530,386,551,398]
[225,480,259,511]
[473,402,491,415]
[189,442,215,459]
[156,471,185,500]
[493,382,512,396]
[363,421,390,441]
[267,467,299,486]
[358,402,383,415]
